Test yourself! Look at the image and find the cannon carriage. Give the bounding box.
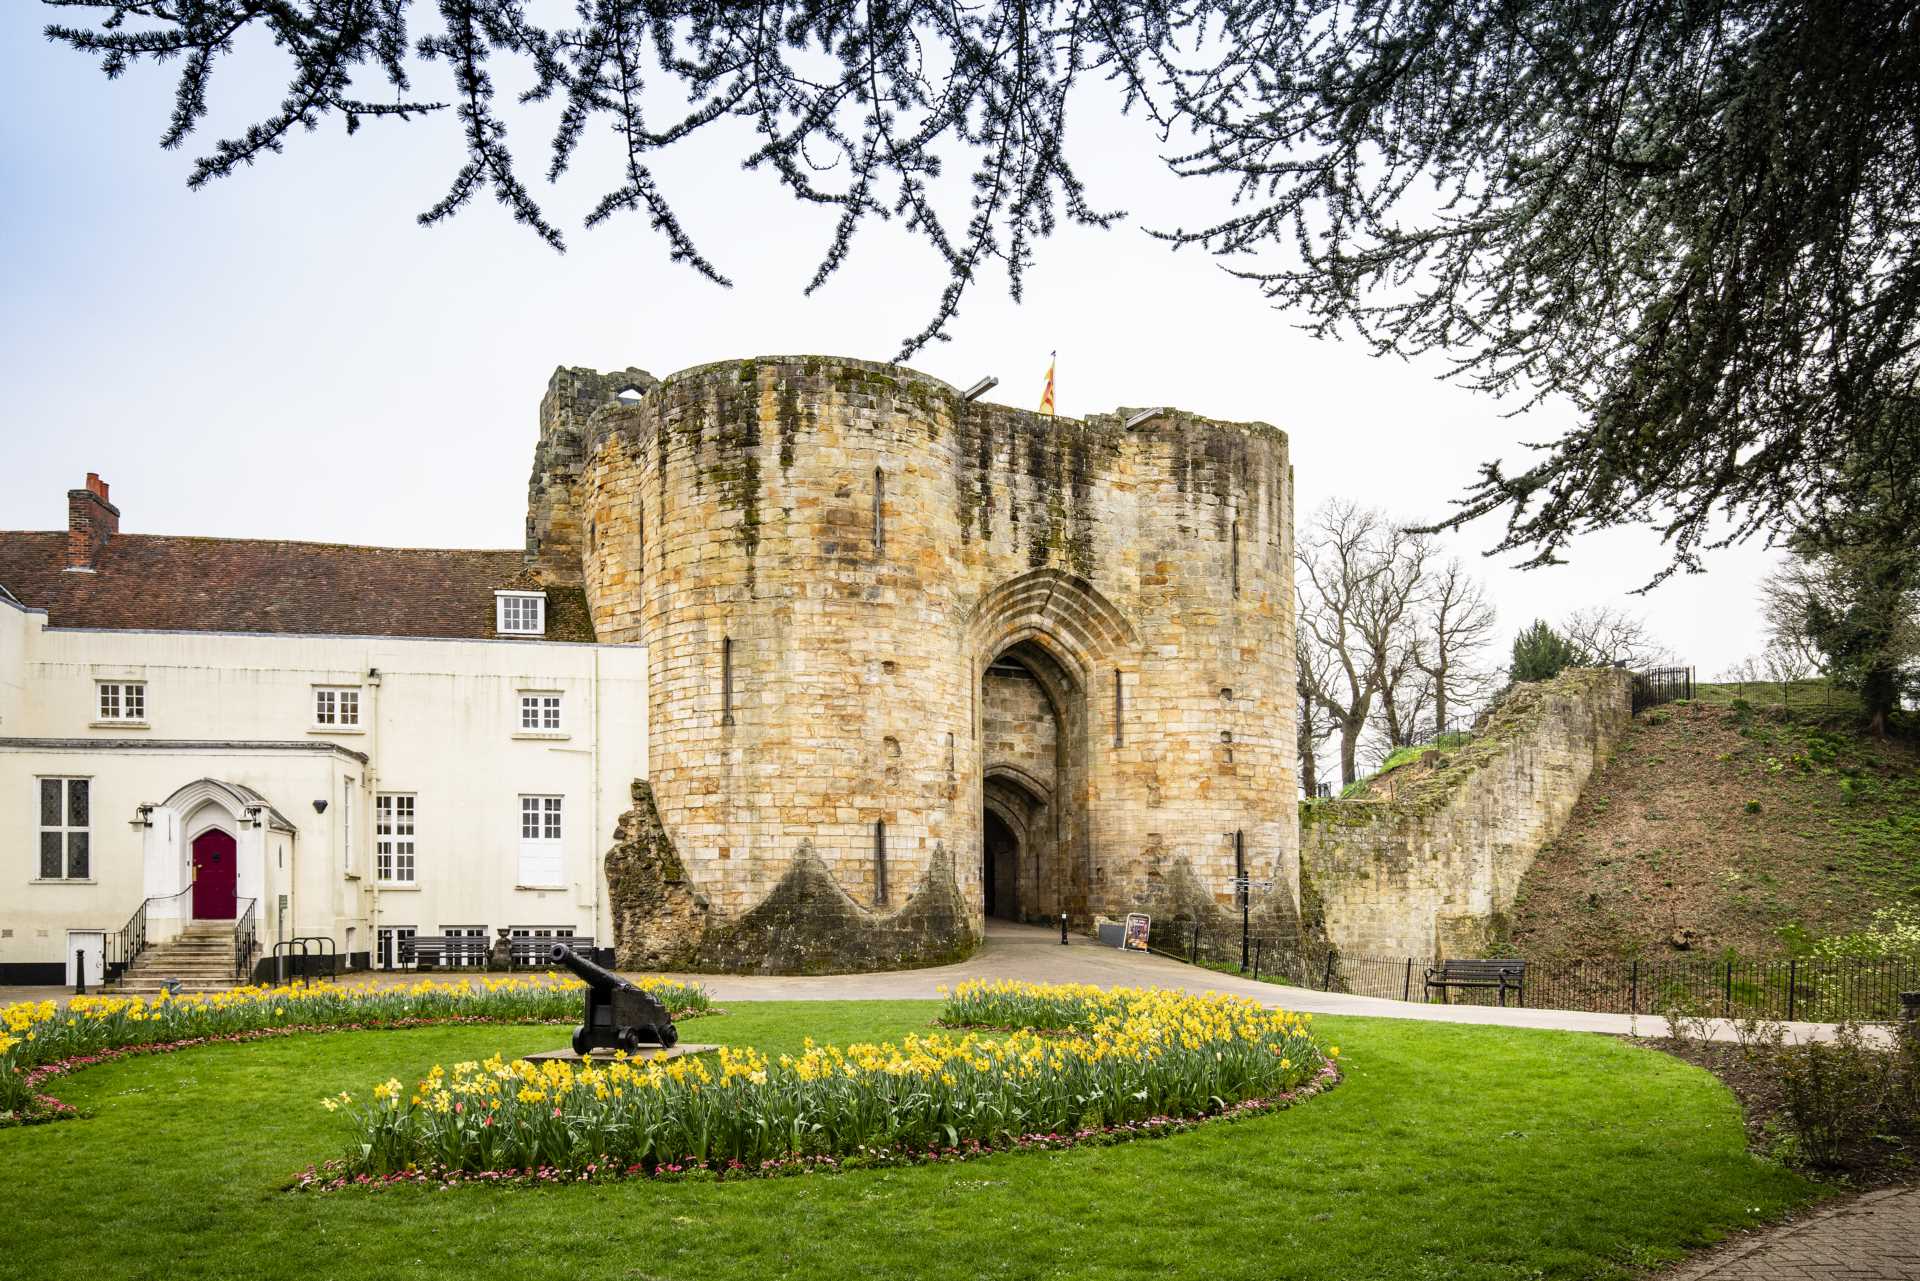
[548,943,679,1055]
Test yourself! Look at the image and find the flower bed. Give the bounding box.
[0,975,712,1126]
[300,982,1336,1187]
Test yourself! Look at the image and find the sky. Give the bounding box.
[0,8,1784,686]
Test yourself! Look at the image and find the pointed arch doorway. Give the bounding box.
[980,638,1083,922]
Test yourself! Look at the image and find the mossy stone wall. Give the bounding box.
[1299,668,1633,959]
[529,355,1298,973]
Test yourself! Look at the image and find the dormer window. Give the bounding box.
[496,590,547,636]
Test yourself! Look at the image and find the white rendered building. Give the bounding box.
[0,475,644,985]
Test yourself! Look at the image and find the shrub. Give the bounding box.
[314,983,1333,1183]
[1658,992,1713,1043]
[1511,620,1588,682]
[1777,1021,1895,1167]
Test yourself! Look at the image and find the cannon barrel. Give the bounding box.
[548,942,632,992]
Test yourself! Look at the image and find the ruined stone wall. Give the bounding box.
[1300,668,1633,960]
[532,355,1298,972]
[527,367,655,585]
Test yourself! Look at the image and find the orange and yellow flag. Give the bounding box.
[1039,351,1056,416]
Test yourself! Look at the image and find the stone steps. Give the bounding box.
[108,922,248,994]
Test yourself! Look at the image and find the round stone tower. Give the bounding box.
[527,355,1299,972]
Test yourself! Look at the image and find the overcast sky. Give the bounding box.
[0,9,1783,683]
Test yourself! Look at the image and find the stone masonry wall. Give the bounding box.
[535,355,1300,971]
[1300,667,1633,960]
[982,664,1058,797]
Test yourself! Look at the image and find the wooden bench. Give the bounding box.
[398,935,491,970]
[508,936,596,970]
[1424,958,1527,1007]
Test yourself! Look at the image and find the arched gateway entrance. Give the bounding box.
[978,637,1087,923]
[968,568,1141,928]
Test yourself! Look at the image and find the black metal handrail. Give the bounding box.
[106,881,194,981]
[234,898,259,982]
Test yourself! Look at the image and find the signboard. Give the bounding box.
[1123,913,1151,952]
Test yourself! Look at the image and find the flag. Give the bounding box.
[1039,351,1056,417]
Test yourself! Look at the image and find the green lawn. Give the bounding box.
[1,1001,1816,1280]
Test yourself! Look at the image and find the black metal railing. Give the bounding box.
[105,882,194,982]
[1632,665,1695,714]
[234,898,259,982]
[1166,923,1920,1023]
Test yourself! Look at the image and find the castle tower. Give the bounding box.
[530,355,1299,972]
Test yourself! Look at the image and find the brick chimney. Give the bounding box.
[66,473,119,571]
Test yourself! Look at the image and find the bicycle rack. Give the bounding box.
[270,936,340,986]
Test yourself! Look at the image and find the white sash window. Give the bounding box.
[518,795,563,885]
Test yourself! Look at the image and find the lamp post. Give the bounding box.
[1229,875,1275,973]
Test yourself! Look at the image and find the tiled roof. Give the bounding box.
[0,532,596,643]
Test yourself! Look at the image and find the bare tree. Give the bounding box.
[1359,532,1434,755]
[1761,639,1814,707]
[1296,501,1440,784]
[1370,641,1434,760]
[1760,559,1833,677]
[1297,501,1391,787]
[1759,535,1918,734]
[1295,625,1335,799]
[1413,558,1499,738]
[1562,607,1673,670]
[1718,655,1766,697]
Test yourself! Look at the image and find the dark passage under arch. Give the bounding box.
[983,809,1020,920]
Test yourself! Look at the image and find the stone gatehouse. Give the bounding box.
[529,356,1302,971]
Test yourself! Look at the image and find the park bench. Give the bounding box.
[1423,958,1527,1007]
[508,935,596,969]
[398,935,492,970]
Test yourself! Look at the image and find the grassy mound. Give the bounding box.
[1504,699,1920,960]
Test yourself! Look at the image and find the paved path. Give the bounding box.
[652,922,1884,1045]
[1665,1185,1920,1280]
[0,921,1886,1043]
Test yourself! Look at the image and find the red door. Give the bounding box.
[191,829,237,920]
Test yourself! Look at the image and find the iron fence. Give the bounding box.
[1164,922,1919,1023]
[1632,665,1695,714]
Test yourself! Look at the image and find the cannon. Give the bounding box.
[549,943,680,1055]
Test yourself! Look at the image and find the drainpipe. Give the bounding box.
[366,664,382,961]
[591,646,602,943]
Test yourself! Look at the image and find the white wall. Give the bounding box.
[0,618,646,978]
[0,597,29,734]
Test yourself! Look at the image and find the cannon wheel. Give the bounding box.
[615,1027,644,1055]
[571,1025,594,1057]
[656,1022,679,1049]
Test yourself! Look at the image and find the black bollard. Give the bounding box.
[74,948,87,996]
[1059,912,1069,945]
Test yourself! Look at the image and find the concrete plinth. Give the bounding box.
[521,1043,719,1064]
